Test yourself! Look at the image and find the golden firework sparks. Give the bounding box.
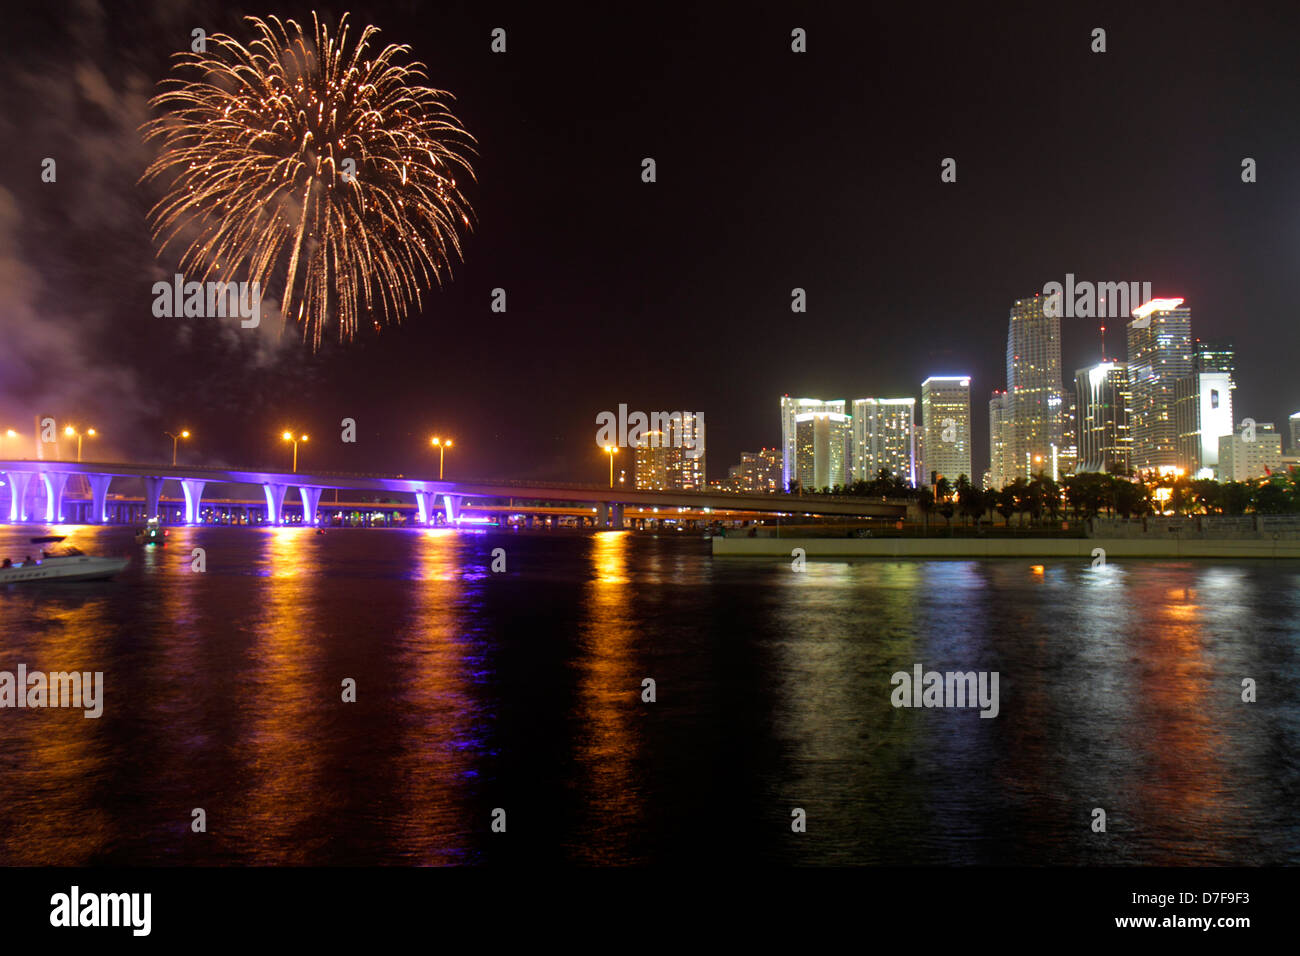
[141,12,476,349]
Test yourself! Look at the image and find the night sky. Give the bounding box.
[2,0,1297,481]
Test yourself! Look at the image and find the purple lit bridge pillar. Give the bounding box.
[299,487,322,526]
[263,483,288,525]
[596,501,609,528]
[143,476,164,520]
[41,472,69,523]
[181,480,206,524]
[442,494,462,525]
[4,471,34,522]
[87,475,112,523]
[415,489,437,525]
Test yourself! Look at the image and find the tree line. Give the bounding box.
[789,466,1300,528]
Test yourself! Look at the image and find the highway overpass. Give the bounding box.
[0,459,909,527]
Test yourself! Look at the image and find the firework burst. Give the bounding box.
[141,12,475,348]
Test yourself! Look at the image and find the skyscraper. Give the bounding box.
[921,376,971,485]
[1075,361,1131,474]
[851,397,916,485]
[1291,412,1300,454]
[794,411,851,490]
[780,396,845,492]
[1174,340,1235,477]
[988,390,1011,490]
[1004,294,1066,481]
[1127,297,1192,471]
[1057,396,1078,478]
[633,413,706,490]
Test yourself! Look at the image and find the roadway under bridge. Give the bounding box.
[0,459,909,527]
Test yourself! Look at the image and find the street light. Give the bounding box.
[64,425,96,463]
[165,429,191,466]
[282,431,308,473]
[604,444,618,488]
[430,436,453,479]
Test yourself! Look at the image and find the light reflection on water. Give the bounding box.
[0,525,1297,865]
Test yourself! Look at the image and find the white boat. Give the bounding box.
[0,537,129,584]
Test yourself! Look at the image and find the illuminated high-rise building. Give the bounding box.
[635,434,669,490]
[851,397,916,485]
[1075,361,1131,474]
[1174,341,1236,477]
[1291,412,1300,454]
[780,396,845,492]
[1127,297,1192,471]
[1192,339,1235,376]
[988,390,1012,489]
[1219,422,1283,481]
[633,412,706,490]
[1005,294,1066,480]
[920,376,971,485]
[731,448,783,494]
[1057,396,1078,478]
[794,411,851,491]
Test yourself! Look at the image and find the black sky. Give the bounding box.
[2,0,1298,481]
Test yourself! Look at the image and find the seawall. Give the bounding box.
[711,536,1300,559]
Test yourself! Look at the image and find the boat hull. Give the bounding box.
[0,557,129,584]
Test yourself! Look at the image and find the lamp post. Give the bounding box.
[604,445,618,488]
[431,437,453,479]
[64,425,96,463]
[165,429,191,466]
[282,431,308,473]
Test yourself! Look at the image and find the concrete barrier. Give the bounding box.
[710,536,1300,559]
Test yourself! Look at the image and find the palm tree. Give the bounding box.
[1009,477,1031,527]
[918,486,936,534]
[960,483,986,529]
[996,486,1016,527]
[933,477,954,530]
[954,475,973,525]
[1037,474,1062,524]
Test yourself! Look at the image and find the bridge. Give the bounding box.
[0,459,909,528]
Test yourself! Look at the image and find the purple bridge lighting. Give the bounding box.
[0,459,908,528]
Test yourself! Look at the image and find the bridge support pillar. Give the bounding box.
[143,476,164,520]
[415,489,436,525]
[611,503,625,529]
[596,502,609,528]
[299,487,322,526]
[263,483,288,525]
[41,472,69,523]
[180,480,206,524]
[87,475,112,523]
[4,471,34,522]
[442,494,462,525]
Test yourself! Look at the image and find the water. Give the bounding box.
[0,526,1297,865]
